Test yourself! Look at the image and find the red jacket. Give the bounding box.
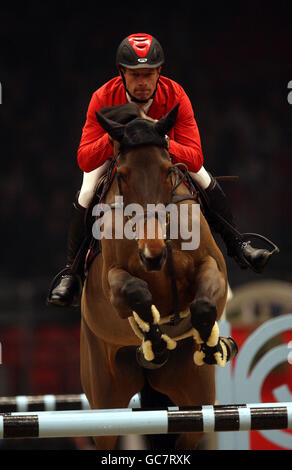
[77,76,204,173]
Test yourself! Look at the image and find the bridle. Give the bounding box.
[114,156,198,240]
[111,151,198,326]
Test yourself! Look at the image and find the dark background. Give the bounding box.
[0,0,291,450]
[0,1,291,285]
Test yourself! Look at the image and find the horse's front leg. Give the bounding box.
[190,256,238,367]
[108,267,173,368]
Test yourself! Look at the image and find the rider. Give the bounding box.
[47,33,273,307]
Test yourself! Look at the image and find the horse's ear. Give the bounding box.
[155,103,180,136]
[95,111,125,142]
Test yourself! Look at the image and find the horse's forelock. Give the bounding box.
[99,103,167,151]
[121,119,166,150]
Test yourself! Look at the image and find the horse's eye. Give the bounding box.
[118,172,127,184]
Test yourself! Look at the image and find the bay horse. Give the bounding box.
[80,103,238,450]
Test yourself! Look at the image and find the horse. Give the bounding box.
[80,103,238,450]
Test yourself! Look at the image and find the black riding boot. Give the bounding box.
[47,199,87,307]
[204,176,273,273]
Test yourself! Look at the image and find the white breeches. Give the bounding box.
[190,167,211,190]
[78,160,111,208]
[78,161,211,209]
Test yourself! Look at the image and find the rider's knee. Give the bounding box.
[78,189,95,208]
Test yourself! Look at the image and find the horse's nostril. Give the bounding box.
[138,247,167,271]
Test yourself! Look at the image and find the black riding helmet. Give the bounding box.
[116,33,164,103]
[116,33,165,69]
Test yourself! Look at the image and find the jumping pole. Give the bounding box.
[1,403,291,439]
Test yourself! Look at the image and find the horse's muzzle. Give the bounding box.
[138,245,167,271]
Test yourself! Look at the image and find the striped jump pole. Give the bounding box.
[0,393,141,413]
[0,394,90,413]
[1,403,291,439]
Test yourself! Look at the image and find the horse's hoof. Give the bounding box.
[136,346,169,369]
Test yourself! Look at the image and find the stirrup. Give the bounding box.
[237,233,279,273]
[241,232,280,257]
[231,235,279,273]
[46,267,83,308]
[210,211,280,259]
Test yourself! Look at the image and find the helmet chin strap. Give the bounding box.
[119,67,160,104]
